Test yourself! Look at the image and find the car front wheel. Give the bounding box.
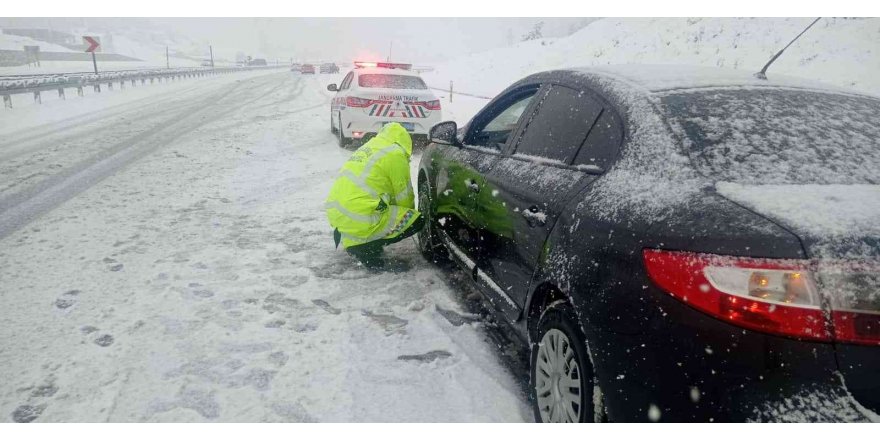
[416,179,450,265]
[531,301,602,423]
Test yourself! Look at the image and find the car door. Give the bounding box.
[431,85,542,276]
[333,72,354,123]
[477,83,623,322]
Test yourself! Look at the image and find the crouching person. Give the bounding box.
[325,122,424,270]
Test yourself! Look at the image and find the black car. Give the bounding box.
[320,62,340,74]
[416,65,880,422]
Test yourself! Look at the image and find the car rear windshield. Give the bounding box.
[661,89,880,185]
[358,74,427,90]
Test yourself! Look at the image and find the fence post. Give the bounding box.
[449,81,453,103]
[58,88,65,100]
[3,95,11,109]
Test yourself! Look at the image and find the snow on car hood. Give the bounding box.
[715,182,880,258]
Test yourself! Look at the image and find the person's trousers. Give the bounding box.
[345,215,425,268]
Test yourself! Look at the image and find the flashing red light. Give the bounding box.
[353,61,412,70]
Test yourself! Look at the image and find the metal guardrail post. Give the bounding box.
[77,86,84,97]
[3,94,12,109]
[33,91,41,104]
[58,88,65,100]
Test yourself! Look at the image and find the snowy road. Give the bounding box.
[0,71,531,422]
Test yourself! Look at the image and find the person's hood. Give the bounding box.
[374,122,412,157]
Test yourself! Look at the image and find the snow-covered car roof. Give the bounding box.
[567,64,867,96]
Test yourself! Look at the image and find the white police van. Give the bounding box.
[328,62,442,148]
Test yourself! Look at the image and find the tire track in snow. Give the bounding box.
[0,73,299,241]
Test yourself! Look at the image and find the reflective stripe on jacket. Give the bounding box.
[325,122,419,249]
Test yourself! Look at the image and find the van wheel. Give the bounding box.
[531,301,601,423]
[417,179,450,265]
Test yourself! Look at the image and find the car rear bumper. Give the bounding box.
[342,117,439,137]
[583,284,879,421]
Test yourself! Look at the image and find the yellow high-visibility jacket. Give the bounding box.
[325,122,419,249]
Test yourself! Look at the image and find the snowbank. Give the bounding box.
[425,18,880,98]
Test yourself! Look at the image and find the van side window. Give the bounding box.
[513,85,603,163]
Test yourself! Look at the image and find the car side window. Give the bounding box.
[466,88,539,150]
[340,72,353,90]
[513,85,603,163]
[572,110,623,170]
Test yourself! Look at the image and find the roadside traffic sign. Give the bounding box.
[83,36,101,74]
[83,36,101,53]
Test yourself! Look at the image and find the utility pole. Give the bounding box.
[166,46,170,69]
[92,51,98,74]
[209,45,214,68]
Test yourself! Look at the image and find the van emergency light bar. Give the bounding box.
[353,61,412,70]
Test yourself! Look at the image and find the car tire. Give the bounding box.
[337,115,351,149]
[417,178,450,265]
[330,113,337,134]
[530,301,602,423]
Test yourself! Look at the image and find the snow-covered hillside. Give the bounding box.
[425,17,880,98]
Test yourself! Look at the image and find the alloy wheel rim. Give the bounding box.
[535,328,582,422]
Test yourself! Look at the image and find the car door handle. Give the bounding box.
[465,179,480,193]
[521,205,547,227]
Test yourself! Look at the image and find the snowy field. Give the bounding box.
[0,71,529,422]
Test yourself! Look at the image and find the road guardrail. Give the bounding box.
[1,65,287,108]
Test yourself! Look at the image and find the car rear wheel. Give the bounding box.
[531,301,601,423]
[337,115,351,149]
[417,179,450,265]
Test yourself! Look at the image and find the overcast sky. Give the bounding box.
[1,17,593,62]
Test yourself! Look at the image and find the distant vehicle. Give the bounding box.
[200,60,213,67]
[416,65,880,422]
[320,62,340,74]
[328,61,441,148]
[248,58,268,66]
[291,63,302,73]
[301,64,316,74]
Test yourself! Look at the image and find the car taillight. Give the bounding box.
[644,250,880,346]
[346,96,372,108]
[643,249,830,342]
[818,262,880,346]
[411,100,440,111]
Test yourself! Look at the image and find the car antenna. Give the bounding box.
[755,17,822,80]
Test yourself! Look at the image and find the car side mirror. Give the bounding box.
[430,121,460,146]
[327,84,338,92]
